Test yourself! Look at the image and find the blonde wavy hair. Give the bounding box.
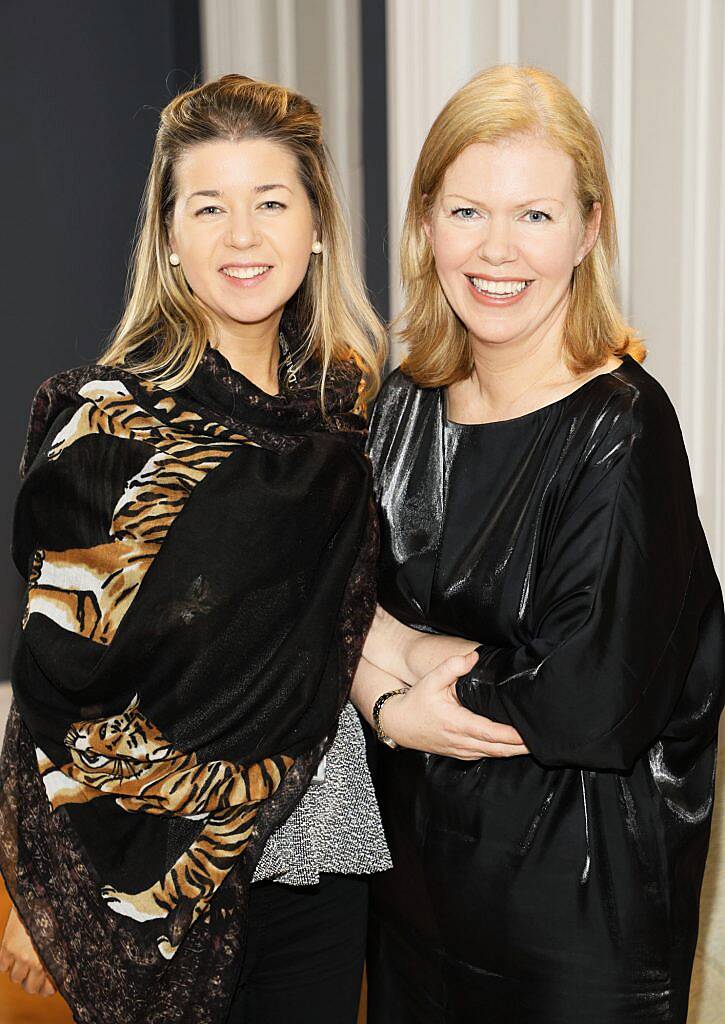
[101,74,386,405]
[399,64,645,388]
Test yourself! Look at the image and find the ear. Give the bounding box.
[577,201,602,263]
[124,694,140,715]
[148,744,176,762]
[422,193,433,244]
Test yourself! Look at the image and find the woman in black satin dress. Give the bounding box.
[351,66,724,1024]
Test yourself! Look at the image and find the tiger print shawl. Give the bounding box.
[0,327,377,1024]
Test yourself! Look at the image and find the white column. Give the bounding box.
[275,0,297,90]
[498,0,519,63]
[567,0,593,109]
[714,12,725,575]
[199,0,364,264]
[611,0,633,317]
[200,0,270,80]
[386,0,482,351]
[679,0,712,502]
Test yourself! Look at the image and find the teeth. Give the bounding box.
[471,278,530,296]
[222,266,270,280]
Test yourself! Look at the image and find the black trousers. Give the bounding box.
[226,873,368,1024]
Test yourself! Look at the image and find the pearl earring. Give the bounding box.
[311,241,323,254]
[169,253,181,266]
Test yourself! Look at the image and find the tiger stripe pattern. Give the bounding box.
[36,695,294,959]
[23,379,253,645]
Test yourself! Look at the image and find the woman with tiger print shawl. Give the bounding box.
[0,323,378,1023]
[0,74,386,1024]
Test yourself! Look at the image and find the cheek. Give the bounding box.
[519,229,578,278]
[171,225,216,287]
[271,215,315,279]
[431,224,473,276]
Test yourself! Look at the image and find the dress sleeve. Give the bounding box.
[455,387,722,771]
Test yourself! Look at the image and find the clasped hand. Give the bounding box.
[359,606,529,761]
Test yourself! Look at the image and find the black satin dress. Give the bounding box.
[365,356,724,1024]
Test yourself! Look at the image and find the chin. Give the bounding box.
[221,300,284,326]
[466,319,527,346]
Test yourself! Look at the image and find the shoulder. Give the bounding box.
[367,367,436,462]
[563,356,696,522]
[577,356,685,461]
[20,363,124,477]
[368,366,435,432]
[371,366,416,409]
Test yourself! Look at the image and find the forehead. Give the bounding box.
[441,137,577,204]
[173,137,300,192]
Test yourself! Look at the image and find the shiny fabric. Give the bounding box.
[366,356,724,1024]
[0,321,377,1024]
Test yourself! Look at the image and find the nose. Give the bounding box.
[477,217,517,266]
[226,209,261,250]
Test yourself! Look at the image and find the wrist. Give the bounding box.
[372,687,409,748]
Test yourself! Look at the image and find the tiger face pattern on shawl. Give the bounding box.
[0,326,377,1024]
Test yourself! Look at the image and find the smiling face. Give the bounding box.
[424,136,601,353]
[167,138,319,341]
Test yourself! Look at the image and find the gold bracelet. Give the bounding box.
[372,687,408,749]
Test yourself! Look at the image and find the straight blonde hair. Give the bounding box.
[101,74,386,407]
[399,65,644,388]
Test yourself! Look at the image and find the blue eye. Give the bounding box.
[195,206,223,216]
[451,207,479,220]
[523,209,552,223]
[260,201,286,211]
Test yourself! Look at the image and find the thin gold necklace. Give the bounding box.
[459,358,568,422]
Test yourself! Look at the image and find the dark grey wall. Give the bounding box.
[0,1,200,676]
[361,0,389,323]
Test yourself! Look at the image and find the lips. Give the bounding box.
[220,265,271,280]
[466,275,533,306]
[219,264,273,288]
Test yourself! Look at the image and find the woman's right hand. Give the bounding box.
[0,906,56,997]
[381,651,529,760]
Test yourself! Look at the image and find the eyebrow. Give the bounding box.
[443,193,564,208]
[186,183,293,201]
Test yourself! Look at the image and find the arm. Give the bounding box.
[362,605,478,683]
[351,653,528,760]
[455,391,718,771]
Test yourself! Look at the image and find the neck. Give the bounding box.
[463,299,571,420]
[212,311,283,395]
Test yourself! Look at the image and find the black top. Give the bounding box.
[365,356,724,1024]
